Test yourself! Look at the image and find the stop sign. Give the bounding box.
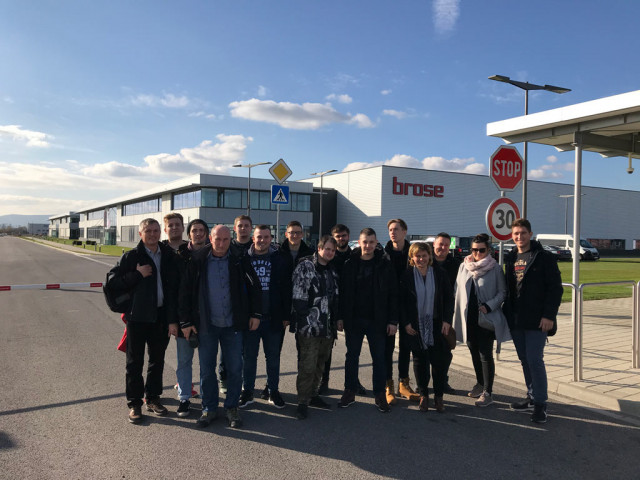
[490,145,523,191]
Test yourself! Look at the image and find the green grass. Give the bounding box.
[557,259,639,302]
[28,236,132,257]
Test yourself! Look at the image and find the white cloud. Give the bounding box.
[130,93,190,108]
[433,0,460,35]
[343,154,485,175]
[381,89,392,95]
[0,125,52,148]
[257,85,268,97]
[188,111,217,120]
[383,109,408,119]
[3,96,14,104]
[529,156,574,179]
[229,98,374,130]
[326,93,353,104]
[0,194,90,215]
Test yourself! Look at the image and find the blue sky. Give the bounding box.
[1,0,639,215]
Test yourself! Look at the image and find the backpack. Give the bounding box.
[103,270,132,313]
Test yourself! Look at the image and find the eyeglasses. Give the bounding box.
[471,248,487,253]
[287,230,303,236]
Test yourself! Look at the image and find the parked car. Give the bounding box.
[536,234,600,261]
[544,244,572,261]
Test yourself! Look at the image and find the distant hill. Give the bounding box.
[0,214,51,227]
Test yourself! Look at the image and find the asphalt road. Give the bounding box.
[1,236,639,479]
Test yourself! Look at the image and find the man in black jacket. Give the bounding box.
[337,228,398,413]
[280,220,314,265]
[178,225,262,429]
[503,219,563,424]
[107,218,179,424]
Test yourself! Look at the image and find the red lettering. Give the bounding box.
[392,176,403,195]
[434,185,444,198]
[423,184,434,197]
[391,177,444,198]
[412,184,423,196]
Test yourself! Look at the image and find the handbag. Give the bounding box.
[478,312,495,331]
[444,325,457,350]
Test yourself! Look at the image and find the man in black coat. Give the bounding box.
[503,219,563,424]
[107,218,179,424]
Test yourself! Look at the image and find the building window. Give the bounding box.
[221,189,244,208]
[88,210,104,221]
[87,227,103,240]
[121,226,138,243]
[123,198,160,216]
[173,190,202,209]
[202,188,218,207]
[293,193,311,211]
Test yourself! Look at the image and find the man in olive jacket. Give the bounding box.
[106,218,179,424]
[503,218,563,424]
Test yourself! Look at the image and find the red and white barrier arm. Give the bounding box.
[0,282,103,291]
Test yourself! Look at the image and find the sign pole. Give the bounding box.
[276,204,280,243]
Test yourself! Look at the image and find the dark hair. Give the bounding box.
[139,218,160,232]
[472,233,491,249]
[408,242,433,267]
[387,218,407,231]
[254,224,272,234]
[331,224,350,235]
[435,232,451,241]
[234,215,252,226]
[359,227,377,238]
[187,219,209,236]
[163,212,184,226]
[287,220,303,230]
[318,235,337,249]
[512,218,532,232]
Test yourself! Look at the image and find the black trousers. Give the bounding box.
[126,319,170,408]
[409,335,447,397]
[466,321,496,394]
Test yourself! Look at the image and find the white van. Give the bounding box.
[535,234,600,261]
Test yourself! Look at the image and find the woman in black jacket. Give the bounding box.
[399,242,454,412]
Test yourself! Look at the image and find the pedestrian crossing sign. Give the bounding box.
[271,184,290,205]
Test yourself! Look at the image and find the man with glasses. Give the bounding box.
[280,220,314,265]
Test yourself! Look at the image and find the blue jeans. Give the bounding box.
[175,337,195,401]
[345,322,386,395]
[198,325,243,411]
[511,329,548,405]
[243,318,282,392]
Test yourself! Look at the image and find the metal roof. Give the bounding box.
[487,89,640,159]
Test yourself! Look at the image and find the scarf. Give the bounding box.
[413,266,435,349]
[463,254,497,279]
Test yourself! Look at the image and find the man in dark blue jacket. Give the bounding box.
[107,218,179,424]
[178,225,262,429]
[503,218,563,424]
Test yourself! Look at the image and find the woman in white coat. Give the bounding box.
[453,233,510,407]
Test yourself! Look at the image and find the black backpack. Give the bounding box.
[103,270,132,313]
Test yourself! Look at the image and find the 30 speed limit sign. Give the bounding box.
[486,197,520,241]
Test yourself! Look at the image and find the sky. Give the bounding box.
[1,0,640,216]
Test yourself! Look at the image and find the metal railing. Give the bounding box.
[573,281,639,381]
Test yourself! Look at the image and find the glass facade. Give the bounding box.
[123,198,160,216]
[170,188,310,212]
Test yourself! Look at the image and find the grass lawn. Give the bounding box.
[557,258,640,302]
[27,236,132,256]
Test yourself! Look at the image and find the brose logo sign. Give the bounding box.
[392,176,444,198]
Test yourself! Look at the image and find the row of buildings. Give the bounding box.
[47,165,640,251]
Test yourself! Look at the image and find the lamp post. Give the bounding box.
[233,161,272,217]
[559,194,586,234]
[489,75,571,219]
[310,169,337,238]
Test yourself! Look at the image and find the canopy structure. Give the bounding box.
[487,90,640,375]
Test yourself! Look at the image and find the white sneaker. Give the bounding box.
[475,392,493,407]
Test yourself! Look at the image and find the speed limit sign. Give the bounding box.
[486,197,520,241]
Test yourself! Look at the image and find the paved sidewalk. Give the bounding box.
[451,297,640,419]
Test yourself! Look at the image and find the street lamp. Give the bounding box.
[489,75,571,219]
[310,169,337,238]
[233,162,272,217]
[559,194,586,235]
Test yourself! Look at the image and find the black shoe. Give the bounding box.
[145,399,168,416]
[357,382,367,396]
[338,389,356,408]
[443,383,457,395]
[317,379,329,395]
[128,406,143,424]
[531,403,547,423]
[309,395,332,410]
[268,390,286,409]
[375,393,391,413]
[260,385,270,400]
[296,404,308,420]
[239,390,254,409]
[511,395,534,411]
[226,407,243,428]
[196,410,217,428]
[177,400,191,418]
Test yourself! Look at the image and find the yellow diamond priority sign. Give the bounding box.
[269,158,292,184]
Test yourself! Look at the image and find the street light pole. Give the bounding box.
[489,75,571,219]
[310,169,337,238]
[559,194,586,234]
[233,161,272,217]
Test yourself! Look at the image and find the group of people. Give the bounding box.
[107,212,562,428]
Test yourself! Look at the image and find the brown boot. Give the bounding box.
[419,395,429,412]
[434,395,445,413]
[385,379,398,405]
[398,378,420,402]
